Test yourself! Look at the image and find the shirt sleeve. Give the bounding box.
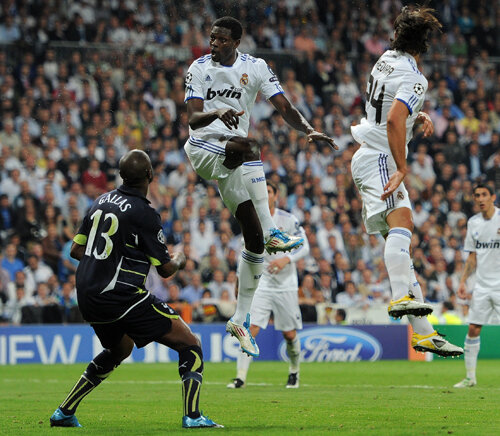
[463,220,475,252]
[184,62,204,102]
[257,58,285,100]
[139,207,171,266]
[73,214,90,245]
[394,74,427,115]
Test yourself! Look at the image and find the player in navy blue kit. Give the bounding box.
[50,150,222,429]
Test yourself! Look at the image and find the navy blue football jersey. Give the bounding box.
[74,185,170,323]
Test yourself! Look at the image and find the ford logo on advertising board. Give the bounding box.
[279,327,382,362]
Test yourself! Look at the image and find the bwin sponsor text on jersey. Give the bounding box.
[475,240,500,249]
[206,86,242,100]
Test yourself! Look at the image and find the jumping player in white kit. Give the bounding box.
[184,16,336,357]
[350,6,462,357]
[227,180,309,389]
[454,183,500,387]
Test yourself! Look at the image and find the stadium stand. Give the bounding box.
[0,0,499,325]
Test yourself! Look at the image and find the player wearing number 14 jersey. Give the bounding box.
[351,6,462,357]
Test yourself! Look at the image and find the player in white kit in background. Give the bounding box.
[227,180,309,389]
[454,183,500,387]
[184,17,335,358]
[350,6,462,357]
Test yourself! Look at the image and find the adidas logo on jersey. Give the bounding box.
[205,75,212,82]
[206,86,242,100]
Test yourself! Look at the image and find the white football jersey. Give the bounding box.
[184,51,284,140]
[464,207,500,291]
[351,50,428,155]
[257,208,310,292]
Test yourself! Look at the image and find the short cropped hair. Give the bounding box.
[212,16,243,40]
[390,6,441,55]
[473,183,495,195]
[266,179,279,195]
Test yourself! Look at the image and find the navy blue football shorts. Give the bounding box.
[91,295,179,349]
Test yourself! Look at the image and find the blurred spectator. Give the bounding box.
[335,280,365,307]
[3,287,35,324]
[334,308,347,325]
[0,0,499,325]
[41,223,63,274]
[23,254,53,287]
[58,281,82,323]
[1,243,24,281]
[0,15,21,43]
[81,158,107,194]
[298,274,319,322]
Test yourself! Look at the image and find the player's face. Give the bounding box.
[210,26,239,64]
[473,187,496,213]
[267,185,276,209]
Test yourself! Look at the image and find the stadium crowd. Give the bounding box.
[0,0,499,325]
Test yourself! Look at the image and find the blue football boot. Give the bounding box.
[226,313,259,357]
[264,228,304,254]
[182,413,223,428]
[50,408,82,427]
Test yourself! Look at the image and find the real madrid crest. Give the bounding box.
[240,73,249,86]
[397,191,404,200]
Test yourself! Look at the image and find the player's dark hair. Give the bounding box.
[390,6,442,55]
[266,179,279,195]
[473,182,495,195]
[336,308,346,321]
[212,16,243,40]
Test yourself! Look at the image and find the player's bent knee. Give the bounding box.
[242,148,260,162]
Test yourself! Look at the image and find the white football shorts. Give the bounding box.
[250,289,302,332]
[467,287,500,325]
[184,136,250,215]
[351,146,412,234]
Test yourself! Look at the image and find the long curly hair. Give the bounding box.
[390,6,442,55]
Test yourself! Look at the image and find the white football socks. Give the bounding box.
[232,249,264,325]
[384,227,412,301]
[286,336,301,374]
[407,263,435,335]
[235,335,301,382]
[464,335,480,381]
[241,161,276,239]
[236,352,252,382]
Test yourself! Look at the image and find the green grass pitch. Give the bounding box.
[1,360,500,435]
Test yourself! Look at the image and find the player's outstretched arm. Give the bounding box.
[187,98,244,130]
[157,252,187,278]
[269,93,337,150]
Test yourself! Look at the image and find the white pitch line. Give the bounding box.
[4,378,499,390]
[0,378,500,391]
